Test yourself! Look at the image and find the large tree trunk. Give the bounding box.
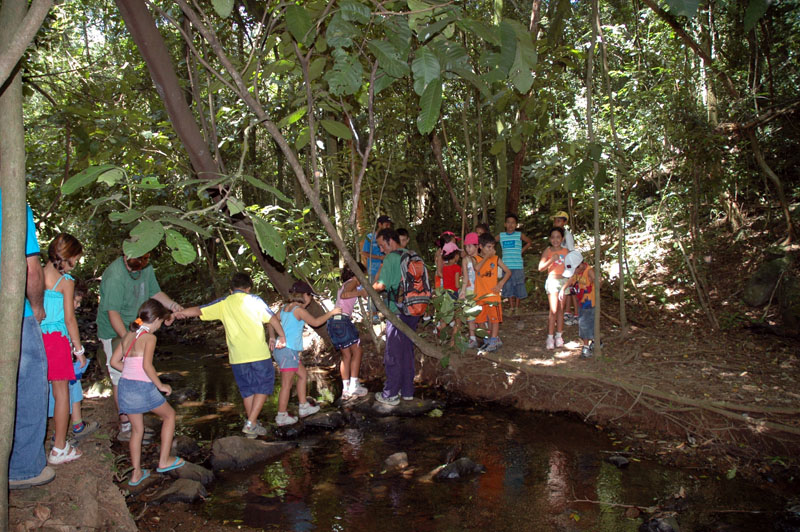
[588,0,602,353]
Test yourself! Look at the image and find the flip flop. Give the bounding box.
[156,457,185,473]
[129,469,150,486]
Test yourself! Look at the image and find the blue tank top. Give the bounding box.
[499,231,523,270]
[280,305,306,351]
[41,273,74,336]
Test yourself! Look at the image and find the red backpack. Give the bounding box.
[393,250,432,316]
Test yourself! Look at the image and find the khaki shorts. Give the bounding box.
[99,337,123,385]
[545,276,566,295]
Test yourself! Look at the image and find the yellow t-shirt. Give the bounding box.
[200,291,274,364]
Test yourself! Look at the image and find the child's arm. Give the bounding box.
[268,325,277,351]
[559,276,578,301]
[141,335,170,395]
[60,278,85,367]
[494,259,512,293]
[178,306,202,318]
[538,248,555,272]
[340,278,365,299]
[520,232,533,254]
[268,318,286,349]
[294,306,342,328]
[109,335,125,372]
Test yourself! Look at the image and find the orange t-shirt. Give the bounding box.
[542,247,568,277]
[475,256,500,304]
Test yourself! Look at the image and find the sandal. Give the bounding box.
[48,442,82,465]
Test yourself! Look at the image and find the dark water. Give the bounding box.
[156,349,789,532]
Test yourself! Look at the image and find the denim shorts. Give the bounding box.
[579,307,595,340]
[118,378,166,414]
[231,359,275,398]
[272,347,300,372]
[501,269,528,299]
[327,315,361,350]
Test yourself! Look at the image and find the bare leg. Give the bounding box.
[151,402,178,469]
[547,292,559,335]
[278,371,295,412]
[340,349,352,382]
[71,400,82,425]
[349,343,363,380]
[296,363,308,404]
[128,413,145,483]
[557,297,564,334]
[247,394,267,423]
[52,380,71,450]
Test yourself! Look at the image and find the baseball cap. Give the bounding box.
[377,215,392,224]
[554,211,569,222]
[562,250,583,279]
[442,242,460,255]
[464,232,479,245]
[290,281,318,296]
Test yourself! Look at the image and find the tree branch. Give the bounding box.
[0,0,52,87]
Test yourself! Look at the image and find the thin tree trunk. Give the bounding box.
[431,132,466,227]
[495,129,508,233]
[477,96,488,224]
[746,128,796,243]
[0,0,43,521]
[0,0,51,87]
[588,0,602,354]
[461,102,477,224]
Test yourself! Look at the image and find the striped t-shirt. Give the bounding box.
[499,231,524,270]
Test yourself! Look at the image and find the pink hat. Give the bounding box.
[464,232,479,246]
[442,242,460,255]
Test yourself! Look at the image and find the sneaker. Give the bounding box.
[555,336,564,348]
[351,384,368,397]
[482,339,499,353]
[117,426,155,442]
[580,345,594,359]
[72,420,99,440]
[299,402,320,418]
[402,396,414,401]
[242,420,267,437]
[374,392,400,406]
[467,338,480,349]
[546,336,555,350]
[341,390,354,401]
[9,466,55,490]
[276,412,298,426]
[494,338,503,348]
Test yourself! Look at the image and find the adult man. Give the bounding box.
[96,252,184,439]
[372,228,419,405]
[2,193,54,489]
[360,215,393,281]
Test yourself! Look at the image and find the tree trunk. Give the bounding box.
[494,131,508,233]
[508,137,525,215]
[588,0,602,354]
[461,102,478,224]
[0,0,47,521]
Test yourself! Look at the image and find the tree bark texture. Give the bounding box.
[588,0,602,352]
[0,0,51,87]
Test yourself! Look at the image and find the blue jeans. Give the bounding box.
[9,316,49,481]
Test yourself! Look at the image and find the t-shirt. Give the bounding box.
[542,247,568,278]
[96,256,161,339]
[575,266,596,309]
[361,232,385,278]
[200,291,275,364]
[499,231,524,270]
[475,256,500,305]
[0,191,41,319]
[378,248,405,314]
[441,263,461,291]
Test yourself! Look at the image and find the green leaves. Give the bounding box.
[744,0,771,32]
[327,12,358,49]
[123,220,165,258]
[367,40,409,78]
[417,78,442,135]
[252,216,286,263]
[325,50,363,96]
[211,0,234,19]
[665,0,700,18]
[286,5,314,47]
[412,47,441,96]
[62,164,120,195]
[319,119,353,140]
[241,174,293,202]
[339,0,370,24]
[165,229,197,265]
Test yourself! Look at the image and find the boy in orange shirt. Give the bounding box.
[474,232,511,352]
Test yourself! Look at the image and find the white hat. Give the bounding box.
[562,250,583,279]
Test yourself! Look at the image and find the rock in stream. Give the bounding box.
[210,436,296,470]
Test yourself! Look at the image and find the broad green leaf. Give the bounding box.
[325,51,363,96]
[308,57,327,82]
[384,16,412,56]
[744,0,770,32]
[161,216,211,238]
[62,164,119,195]
[296,127,310,150]
[456,19,500,46]
[109,209,143,224]
[252,216,286,262]
[373,70,397,94]
[589,142,602,161]
[510,133,523,153]
[97,167,125,186]
[416,78,442,135]
[451,66,490,98]
[278,107,308,128]
[320,119,353,140]
[227,197,245,215]
[286,5,314,46]
[412,47,441,95]
[327,12,358,48]
[490,140,505,156]
[366,40,409,78]
[123,220,165,258]
[211,0,234,18]
[165,229,197,265]
[340,0,370,24]
[510,48,534,93]
[432,41,469,72]
[137,176,166,189]
[416,15,457,43]
[498,21,517,76]
[408,0,432,32]
[507,19,537,67]
[241,174,293,203]
[665,0,699,18]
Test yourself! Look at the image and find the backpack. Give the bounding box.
[393,250,431,316]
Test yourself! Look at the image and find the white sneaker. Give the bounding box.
[299,402,320,418]
[546,336,555,350]
[555,336,564,348]
[275,412,298,426]
[242,420,267,437]
[351,384,368,397]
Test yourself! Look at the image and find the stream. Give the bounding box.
[151,344,791,531]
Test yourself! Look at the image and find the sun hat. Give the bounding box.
[464,232,479,245]
[562,250,583,279]
[554,211,569,222]
[290,281,318,296]
[442,242,460,255]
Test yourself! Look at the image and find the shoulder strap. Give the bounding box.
[123,327,149,359]
[53,274,67,290]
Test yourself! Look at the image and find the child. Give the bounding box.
[328,264,369,400]
[181,273,286,437]
[560,251,598,358]
[496,213,533,316]
[460,232,481,348]
[538,227,569,349]
[474,223,490,235]
[110,299,185,485]
[41,234,86,464]
[397,228,410,249]
[271,282,340,425]
[436,242,462,345]
[553,211,578,324]
[474,232,511,352]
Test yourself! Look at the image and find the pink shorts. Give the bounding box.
[43,332,76,381]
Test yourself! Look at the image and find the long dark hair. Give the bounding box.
[47,234,83,274]
[341,262,367,283]
[130,299,172,331]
